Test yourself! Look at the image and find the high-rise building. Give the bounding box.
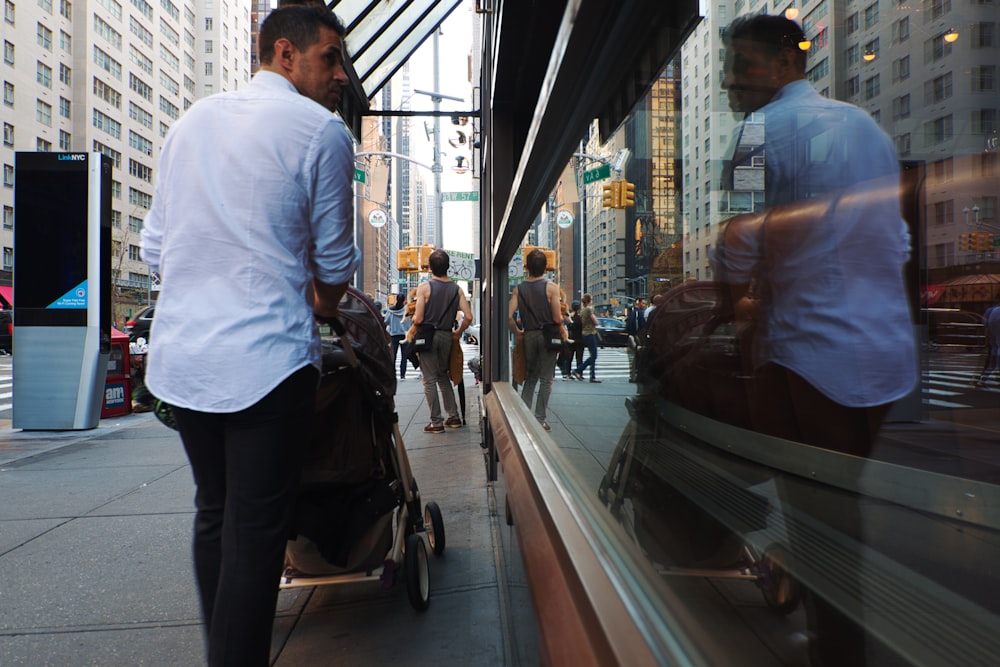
[1,0,251,322]
[680,0,1000,280]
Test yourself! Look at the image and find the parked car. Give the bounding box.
[922,308,985,350]
[595,317,630,348]
[0,310,11,354]
[126,305,155,342]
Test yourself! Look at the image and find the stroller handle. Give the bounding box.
[315,314,360,369]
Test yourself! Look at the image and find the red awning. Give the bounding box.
[0,285,11,309]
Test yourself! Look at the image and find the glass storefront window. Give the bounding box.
[498,9,1000,665]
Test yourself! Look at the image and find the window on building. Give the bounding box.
[2,205,12,229]
[933,157,954,182]
[58,96,70,118]
[972,66,996,92]
[58,63,70,85]
[924,114,954,144]
[846,44,860,66]
[58,129,70,150]
[37,0,51,12]
[893,56,910,82]
[893,16,909,43]
[895,132,911,156]
[864,74,880,99]
[36,61,52,88]
[925,72,953,104]
[3,81,13,107]
[3,40,14,65]
[35,99,52,125]
[36,137,52,151]
[3,247,12,271]
[925,0,952,19]
[893,94,910,120]
[58,0,69,19]
[864,2,879,28]
[3,0,13,24]
[2,163,13,187]
[925,33,953,62]
[972,22,996,48]
[37,22,52,50]
[932,200,954,225]
[972,109,997,135]
[846,11,859,34]
[2,122,12,146]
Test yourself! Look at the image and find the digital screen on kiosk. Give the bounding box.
[14,153,90,319]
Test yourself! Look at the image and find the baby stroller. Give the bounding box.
[599,281,800,615]
[280,288,445,611]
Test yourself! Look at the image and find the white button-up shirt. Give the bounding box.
[713,80,917,408]
[141,70,360,412]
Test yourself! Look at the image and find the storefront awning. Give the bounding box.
[332,0,464,139]
[0,285,12,309]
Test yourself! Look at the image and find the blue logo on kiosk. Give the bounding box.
[48,280,88,308]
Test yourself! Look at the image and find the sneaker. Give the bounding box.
[590,378,601,383]
[562,375,570,381]
[444,417,462,428]
[538,420,551,431]
[572,372,584,381]
[399,376,406,381]
[423,423,445,434]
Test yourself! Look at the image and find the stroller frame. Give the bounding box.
[279,288,445,612]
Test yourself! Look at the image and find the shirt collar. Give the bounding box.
[251,69,299,95]
[770,78,814,104]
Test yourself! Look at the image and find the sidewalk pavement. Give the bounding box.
[0,371,506,666]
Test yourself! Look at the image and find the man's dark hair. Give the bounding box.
[525,249,547,277]
[428,249,450,277]
[258,5,346,65]
[724,14,807,71]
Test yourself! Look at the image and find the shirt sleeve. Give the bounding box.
[309,119,361,285]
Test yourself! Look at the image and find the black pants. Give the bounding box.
[173,365,318,667]
[753,363,891,667]
[390,334,410,378]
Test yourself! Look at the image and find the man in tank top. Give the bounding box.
[413,249,473,433]
[508,249,565,431]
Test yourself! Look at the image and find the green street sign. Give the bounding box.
[583,164,610,184]
[994,237,1000,247]
[354,168,366,184]
[441,191,480,202]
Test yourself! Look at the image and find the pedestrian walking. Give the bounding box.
[140,7,360,665]
[385,292,411,380]
[509,249,565,430]
[573,293,600,382]
[413,249,473,433]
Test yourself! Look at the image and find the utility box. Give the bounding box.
[13,152,112,430]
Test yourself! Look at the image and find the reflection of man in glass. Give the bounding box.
[717,14,917,453]
[714,14,918,666]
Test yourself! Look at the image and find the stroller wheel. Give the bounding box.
[424,501,446,556]
[758,544,801,615]
[405,533,430,611]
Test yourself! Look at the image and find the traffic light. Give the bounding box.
[522,245,557,272]
[543,249,557,272]
[620,180,636,208]
[602,180,620,208]
[959,233,973,251]
[978,233,996,252]
[417,244,435,271]
[396,247,419,271]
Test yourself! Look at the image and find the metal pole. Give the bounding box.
[433,29,443,248]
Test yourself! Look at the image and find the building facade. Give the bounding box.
[1,0,251,323]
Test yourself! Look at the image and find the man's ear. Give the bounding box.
[272,37,297,72]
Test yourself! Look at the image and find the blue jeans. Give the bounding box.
[575,334,598,379]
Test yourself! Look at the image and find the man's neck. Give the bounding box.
[432,275,450,282]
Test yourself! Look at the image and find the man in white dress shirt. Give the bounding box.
[140,6,359,665]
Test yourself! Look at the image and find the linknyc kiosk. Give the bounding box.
[13,152,112,430]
